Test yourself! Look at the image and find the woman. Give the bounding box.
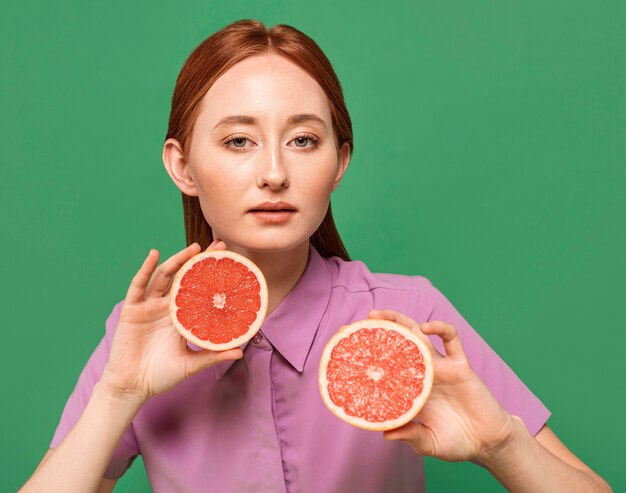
[21,19,611,492]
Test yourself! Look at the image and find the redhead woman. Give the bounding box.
[21,19,611,493]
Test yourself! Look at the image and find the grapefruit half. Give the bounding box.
[169,250,268,351]
[319,319,434,431]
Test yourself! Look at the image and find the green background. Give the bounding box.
[1,1,624,491]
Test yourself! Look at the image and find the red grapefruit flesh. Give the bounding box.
[319,319,434,431]
[169,250,268,351]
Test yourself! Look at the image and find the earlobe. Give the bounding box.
[331,142,351,191]
[163,138,198,196]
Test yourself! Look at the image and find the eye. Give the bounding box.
[231,137,247,148]
[223,135,253,150]
[291,133,319,149]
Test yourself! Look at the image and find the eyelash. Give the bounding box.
[222,133,320,151]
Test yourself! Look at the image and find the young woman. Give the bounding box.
[21,19,611,493]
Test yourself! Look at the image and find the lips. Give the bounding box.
[248,201,297,224]
[249,201,297,212]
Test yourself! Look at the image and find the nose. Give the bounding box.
[257,145,289,190]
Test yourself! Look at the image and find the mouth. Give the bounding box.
[248,202,297,224]
[248,201,297,213]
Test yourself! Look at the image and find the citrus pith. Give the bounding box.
[319,319,434,431]
[169,250,268,351]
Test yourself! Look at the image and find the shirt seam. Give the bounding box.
[329,283,417,295]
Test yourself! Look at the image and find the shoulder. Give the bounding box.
[325,255,435,295]
[322,254,470,327]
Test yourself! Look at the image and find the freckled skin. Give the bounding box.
[179,54,350,256]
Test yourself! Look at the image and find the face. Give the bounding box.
[164,53,350,256]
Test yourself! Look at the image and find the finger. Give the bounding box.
[205,238,227,251]
[185,348,243,376]
[368,309,434,349]
[126,249,160,303]
[383,421,435,456]
[144,242,202,298]
[368,308,415,326]
[419,321,466,359]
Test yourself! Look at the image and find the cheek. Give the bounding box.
[297,172,331,202]
[307,181,335,200]
[191,163,239,201]
[189,173,236,226]
[301,178,335,220]
[300,155,341,195]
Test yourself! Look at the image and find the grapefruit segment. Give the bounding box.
[169,250,268,350]
[319,319,434,431]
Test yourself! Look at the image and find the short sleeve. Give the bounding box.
[49,301,140,479]
[409,277,551,436]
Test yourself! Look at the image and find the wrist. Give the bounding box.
[95,378,148,412]
[480,415,531,471]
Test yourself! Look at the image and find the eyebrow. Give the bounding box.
[212,113,328,131]
[287,114,327,128]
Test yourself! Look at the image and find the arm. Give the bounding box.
[20,386,134,493]
[482,423,611,492]
[31,450,117,493]
[370,310,612,493]
[21,241,242,493]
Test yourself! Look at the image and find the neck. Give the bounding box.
[229,241,310,316]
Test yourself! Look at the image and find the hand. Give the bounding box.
[99,240,243,404]
[368,309,516,464]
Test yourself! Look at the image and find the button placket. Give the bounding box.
[244,330,287,492]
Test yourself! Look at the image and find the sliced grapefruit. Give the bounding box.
[319,319,434,431]
[169,250,268,351]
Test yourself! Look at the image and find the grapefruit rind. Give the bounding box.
[319,319,434,431]
[169,249,268,351]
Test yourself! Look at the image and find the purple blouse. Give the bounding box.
[51,245,550,492]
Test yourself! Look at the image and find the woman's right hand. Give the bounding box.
[99,240,243,405]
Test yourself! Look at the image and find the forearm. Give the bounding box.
[482,419,612,493]
[21,382,144,493]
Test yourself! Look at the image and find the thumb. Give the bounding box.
[383,421,435,456]
[184,348,243,376]
[206,238,227,251]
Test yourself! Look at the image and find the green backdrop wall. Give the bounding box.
[1,1,624,491]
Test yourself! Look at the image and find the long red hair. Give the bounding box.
[164,19,353,260]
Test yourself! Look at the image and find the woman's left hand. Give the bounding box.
[368,309,517,464]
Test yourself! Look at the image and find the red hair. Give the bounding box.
[164,19,353,260]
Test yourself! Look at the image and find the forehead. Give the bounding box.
[197,53,332,124]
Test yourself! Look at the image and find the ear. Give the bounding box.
[162,138,198,196]
[331,142,351,191]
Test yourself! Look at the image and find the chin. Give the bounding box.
[223,231,312,255]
